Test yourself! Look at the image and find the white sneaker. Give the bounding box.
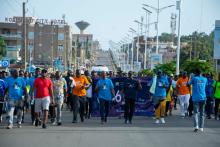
[160,118,166,124]
[17,122,22,128]
[155,119,160,124]
[7,124,13,129]
[199,128,204,132]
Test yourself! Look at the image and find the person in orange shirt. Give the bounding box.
[176,71,191,117]
[72,69,90,123]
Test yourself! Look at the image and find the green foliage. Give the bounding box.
[139,69,154,76]
[0,37,6,59]
[180,31,214,65]
[182,60,215,75]
[159,33,173,42]
[154,61,176,75]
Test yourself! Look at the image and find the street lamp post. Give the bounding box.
[129,28,137,71]
[176,0,182,75]
[142,8,152,69]
[143,1,174,54]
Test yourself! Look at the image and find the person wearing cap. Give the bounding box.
[188,68,207,132]
[72,69,90,123]
[176,71,191,117]
[32,69,54,129]
[152,70,169,124]
[122,71,142,124]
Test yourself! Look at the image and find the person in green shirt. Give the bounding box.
[212,73,220,120]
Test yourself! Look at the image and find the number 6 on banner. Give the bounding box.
[113,90,121,103]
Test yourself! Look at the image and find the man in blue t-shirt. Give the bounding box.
[188,68,207,132]
[95,71,115,124]
[0,71,7,123]
[4,69,26,129]
[122,71,142,124]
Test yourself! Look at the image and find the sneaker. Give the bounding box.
[17,122,22,128]
[199,128,204,132]
[194,128,199,132]
[57,122,62,126]
[124,120,129,124]
[32,120,35,126]
[52,121,56,125]
[194,126,199,132]
[155,119,160,124]
[7,124,13,129]
[35,119,39,127]
[42,123,47,129]
[160,118,165,124]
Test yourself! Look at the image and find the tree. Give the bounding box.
[180,31,214,65]
[154,61,176,75]
[0,36,6,59]
[181,60,215,75]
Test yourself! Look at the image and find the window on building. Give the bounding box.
[58,45,64,51]
[58,33,64,40]
[58,56,62,60]
[28,32,34,39]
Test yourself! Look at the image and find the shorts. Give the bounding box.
[152,96,166,106]
[35,96,50,112]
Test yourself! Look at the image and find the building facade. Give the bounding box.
[0,16,72,70]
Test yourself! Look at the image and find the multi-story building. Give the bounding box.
[72,33,93,68]
[0,16,72,70]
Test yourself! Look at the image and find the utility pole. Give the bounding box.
[23,2,27,71]
[51,21,54,71]
[176,0,181,75]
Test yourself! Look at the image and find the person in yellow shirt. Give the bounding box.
[72,69,90,123]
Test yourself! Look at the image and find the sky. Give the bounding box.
[0,0,220,49]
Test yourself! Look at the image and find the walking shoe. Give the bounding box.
[35,119,39,127]
[155,119,160,124]
[194,128,199,132]
[124,120,129,124]
[52,121,56,125]
[199,128,204,132]
[57,122,62,126]
[7,124,13,129]
[42,123,47,129]
[17,122,22,128]
[194,126,199,132]
[32,120,35,126]
[160,118,165,124]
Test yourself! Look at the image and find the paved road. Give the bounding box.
[93,50,115,71]
[0,109,220,147]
